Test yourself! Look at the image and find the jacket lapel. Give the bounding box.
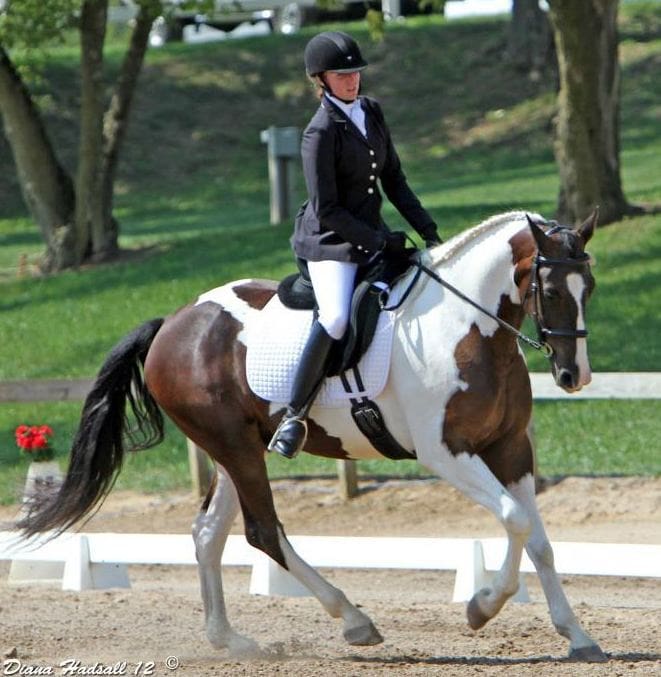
[322,98,372,149]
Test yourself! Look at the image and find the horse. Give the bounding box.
[16,210,606,662]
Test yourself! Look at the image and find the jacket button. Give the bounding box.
[369,149,375,156]
[371,162,377,169]
[367,187,374,194]
[369,175,375,181]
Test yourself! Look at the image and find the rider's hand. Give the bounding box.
[425,234,443,248]
[383,231,408,260]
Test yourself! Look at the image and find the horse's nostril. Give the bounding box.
[558,370,575,389]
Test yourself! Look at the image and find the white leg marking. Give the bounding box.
[275,526,383,645]
[508,474,602,654]
[567,273,592,387]
[192,464,259,656]
[418,449,531,623]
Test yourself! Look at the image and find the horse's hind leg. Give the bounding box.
[270,525,384,646]
[192,463,259,657]
[508,475,607,662]
[218,440,383,646]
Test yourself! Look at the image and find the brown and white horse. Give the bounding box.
[17,210,606,662]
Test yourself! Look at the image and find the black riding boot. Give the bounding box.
[268,321,335,459]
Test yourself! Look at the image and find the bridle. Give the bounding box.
[525,249,591,349]
[385,227,592,359]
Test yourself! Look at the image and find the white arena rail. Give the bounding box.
[529,372,661,399]
[2,531,660,603]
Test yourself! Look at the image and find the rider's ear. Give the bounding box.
[526,214,548,253]
[578,207,599,245]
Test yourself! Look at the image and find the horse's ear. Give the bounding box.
[526,213,549,253]
[578,207,599,245]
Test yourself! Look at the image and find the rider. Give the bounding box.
[267,30,442,460]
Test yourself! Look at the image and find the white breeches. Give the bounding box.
[307,260,358,340]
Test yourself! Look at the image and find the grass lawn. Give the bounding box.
[0,7,659,503]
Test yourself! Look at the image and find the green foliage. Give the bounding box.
[0,0,79,47]
[0,12,659,502]
[620,0,661,39]
[365,8,385,41]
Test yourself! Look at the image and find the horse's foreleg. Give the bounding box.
[273,526,384,646]
[192,464,259,657]
[419,449,531,627]
[508,476,607,662]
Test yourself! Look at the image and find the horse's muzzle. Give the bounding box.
[555,366,592,393]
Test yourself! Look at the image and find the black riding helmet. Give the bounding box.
[304,31,368,76]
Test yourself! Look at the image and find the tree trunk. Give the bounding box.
[509,0,554,79]
[0,47,77,272]
[100,1,161,243]
[547,0,633,225]
[76,0,114,263]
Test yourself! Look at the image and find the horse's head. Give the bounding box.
[524,210,598,392]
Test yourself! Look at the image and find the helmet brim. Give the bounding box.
[326,65,368,74]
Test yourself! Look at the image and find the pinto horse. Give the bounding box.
[17,210,606,662]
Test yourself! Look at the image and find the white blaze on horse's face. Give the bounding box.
[537,247,593,393]
[567,272,592,388]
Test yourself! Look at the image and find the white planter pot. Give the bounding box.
[22,460,62,503]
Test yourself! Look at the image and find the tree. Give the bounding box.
[0,0,161,272]
[547,0,637,225]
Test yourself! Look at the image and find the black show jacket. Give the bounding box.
[291,95,437,264]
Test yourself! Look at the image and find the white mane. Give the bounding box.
[392,210,539,315]
[427,210,536,266]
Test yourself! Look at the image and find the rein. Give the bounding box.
[388,247,591,358]
[415,261,553,356]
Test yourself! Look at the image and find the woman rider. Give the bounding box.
[268,31,441,459]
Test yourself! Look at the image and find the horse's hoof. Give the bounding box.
[343,621,384,646]
[227,637,262,659]
[208,629,261,658]
[466,590,491,630]
[568,644,608,663]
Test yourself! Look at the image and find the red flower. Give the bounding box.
[15,424,55,461]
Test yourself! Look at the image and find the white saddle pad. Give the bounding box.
[246,295,396,408]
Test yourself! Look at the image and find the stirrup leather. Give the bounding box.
[267,415,308,459]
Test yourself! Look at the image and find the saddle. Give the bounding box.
[277,256,411,376]
[276,255,417,461]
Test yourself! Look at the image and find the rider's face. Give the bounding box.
[323,71,361,101]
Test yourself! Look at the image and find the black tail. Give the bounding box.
[17,318,165,538]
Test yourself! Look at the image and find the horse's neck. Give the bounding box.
[403,217,529,331]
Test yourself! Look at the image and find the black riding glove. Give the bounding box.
[425,234,443,248]
[382,231,409,262]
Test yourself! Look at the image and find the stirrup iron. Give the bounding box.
[267,415,308,459]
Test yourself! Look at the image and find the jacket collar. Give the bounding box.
[321,96,372,149]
